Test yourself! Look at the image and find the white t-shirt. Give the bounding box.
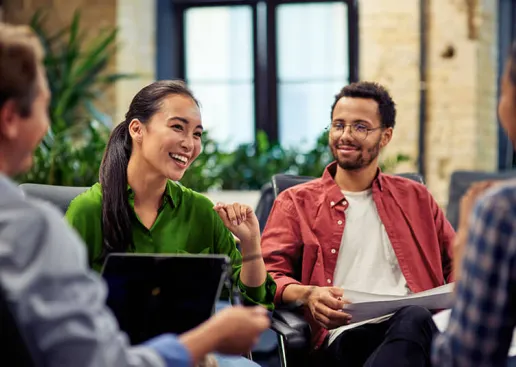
[328,189,410,345]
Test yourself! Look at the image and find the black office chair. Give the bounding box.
[255,182,275,233]
[0,286,34,366]
[270,172,426,367]
[396,172,425,185]
[446,170,516,230]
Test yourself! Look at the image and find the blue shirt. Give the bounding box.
[0,175,191,367]
[432,182,516,366]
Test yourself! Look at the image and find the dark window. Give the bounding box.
[157,0,358,149]
[498,0,516,168]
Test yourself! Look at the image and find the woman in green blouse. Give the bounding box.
[65,80,275,310]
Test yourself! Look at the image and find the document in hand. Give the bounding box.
[342,283,455,324]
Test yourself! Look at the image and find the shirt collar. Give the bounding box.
[321,161,384,207]
[126,180,178,208]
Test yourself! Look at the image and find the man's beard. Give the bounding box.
[332,136,381,171]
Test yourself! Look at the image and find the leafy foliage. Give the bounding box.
[17,10,132,186]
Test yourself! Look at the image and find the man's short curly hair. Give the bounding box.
[331,81,397,129]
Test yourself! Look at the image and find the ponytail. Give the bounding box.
[97,120,134,263]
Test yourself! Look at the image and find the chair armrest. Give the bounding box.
[274,308,310,333]
[271,308,311,350]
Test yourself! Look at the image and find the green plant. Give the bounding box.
[17,10,133,186]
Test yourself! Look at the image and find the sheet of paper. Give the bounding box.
[432,309,516,357]
[342,283,455,324]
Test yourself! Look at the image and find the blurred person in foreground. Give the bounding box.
[432,41,516,367]
[261,81,455,366]
[0,22,269,367]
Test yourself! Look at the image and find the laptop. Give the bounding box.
[101,253,231,345]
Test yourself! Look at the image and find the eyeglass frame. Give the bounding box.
[326,122,384,141]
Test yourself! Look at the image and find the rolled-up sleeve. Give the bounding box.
[0,198,191,367]
[214,213,277,310]
[261,194,303,305]
[429,192,456,283]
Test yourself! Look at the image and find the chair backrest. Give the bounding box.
[271,172,425,197]
[254,182,275,233]
[446,170,516,230]
[0,286,34,366]
[271,175,316,197]
[18,183,89,214]
[395,172,425,185]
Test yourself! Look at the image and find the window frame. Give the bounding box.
[157,0,359,144]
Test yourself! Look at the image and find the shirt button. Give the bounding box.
[331,249,336,254]
[330,201,335,206]
[327,279,332,284]
[337,220,342,225]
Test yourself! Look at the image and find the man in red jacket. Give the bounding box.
[262,81,455,367]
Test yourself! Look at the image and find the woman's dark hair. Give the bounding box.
[97,80,199,263]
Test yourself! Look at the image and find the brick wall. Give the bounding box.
[2,0,157,127]
[360,0,498,206]
[359,0,421,177]
[115,0,157,124]
[2,0,118,118]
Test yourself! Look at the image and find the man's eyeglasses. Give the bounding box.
[327,122,382,141]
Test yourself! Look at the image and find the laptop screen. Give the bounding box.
[101,253,230,345]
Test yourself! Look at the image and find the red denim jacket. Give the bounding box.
[261,162,455,349]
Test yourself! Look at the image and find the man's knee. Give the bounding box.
[389,306,436,337]
[396,306,433,323]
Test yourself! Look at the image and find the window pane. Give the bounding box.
[277,2,349,149]
[279,82,343,149]
[277,2,348,81]
[185,6,253,82]
[188,83,254,149]
[184,6,254,148]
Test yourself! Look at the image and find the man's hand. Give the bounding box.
[306,286,352,330]
[207,306,271,355]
